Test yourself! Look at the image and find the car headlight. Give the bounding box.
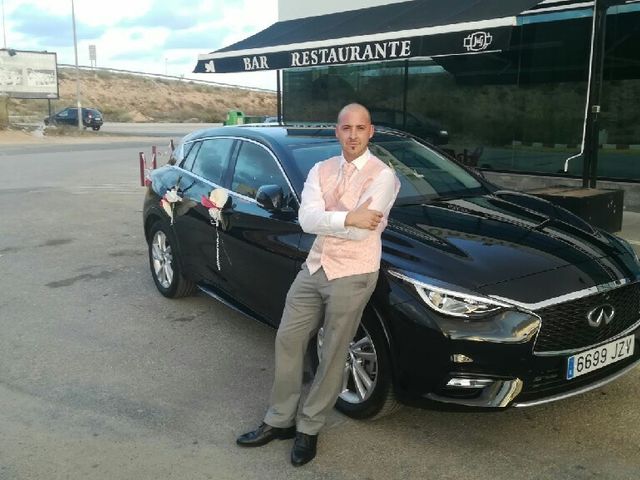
[389,270,511,318]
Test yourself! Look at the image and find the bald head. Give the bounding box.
[337,103,371,125]
[335,103,374,162]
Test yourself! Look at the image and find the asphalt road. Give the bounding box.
[17,121,222,139]
[100,122,222,138]
[0,136,639,480]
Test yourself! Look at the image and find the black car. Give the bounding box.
[142,125,640,419]
[44,107,104,130]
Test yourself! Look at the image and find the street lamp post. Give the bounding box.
[71,0,82,131]
[1,0,9,130]
[2,0,7,49]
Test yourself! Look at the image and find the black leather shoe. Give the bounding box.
[290,432,318,467]
[236,422,296,447]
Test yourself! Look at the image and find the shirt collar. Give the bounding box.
[340,148,370,171]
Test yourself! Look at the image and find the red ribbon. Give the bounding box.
[201,195,221,210]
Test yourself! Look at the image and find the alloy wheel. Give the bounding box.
[151,230,174,288]
[317,324,379,404]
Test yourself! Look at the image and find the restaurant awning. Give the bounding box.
[194,0,543,74]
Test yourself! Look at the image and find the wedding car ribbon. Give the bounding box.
[201,188,229,270]
[160,186,182,225]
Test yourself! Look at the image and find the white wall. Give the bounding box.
[278,0,411,21]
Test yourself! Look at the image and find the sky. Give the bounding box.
[1,0,280,90]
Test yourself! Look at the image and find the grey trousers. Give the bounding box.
[264,264,378,435]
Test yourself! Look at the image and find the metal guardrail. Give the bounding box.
[57,64,276,94]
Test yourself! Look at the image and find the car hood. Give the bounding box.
[383,194,640,305]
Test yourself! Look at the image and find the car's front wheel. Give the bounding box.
[92,126,100,131]
[148,221,195,298]
[312,310,400,419]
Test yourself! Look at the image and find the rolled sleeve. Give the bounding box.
[298,162,399,240]
[298,164,350,236]
[343,168,399,241]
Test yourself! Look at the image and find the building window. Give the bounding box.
[597,5,640,180]
[283,7,640,182]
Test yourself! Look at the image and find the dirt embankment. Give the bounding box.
[7,67,277,124]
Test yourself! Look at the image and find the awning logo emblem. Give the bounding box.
[464,31,493,52]
[204,60,216,73]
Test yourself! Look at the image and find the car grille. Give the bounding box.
[534,282,640,353]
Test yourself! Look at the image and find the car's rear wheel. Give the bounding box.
[312,310,400,419]
[148,221,195,298]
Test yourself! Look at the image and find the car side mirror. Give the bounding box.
[256,184,284,211]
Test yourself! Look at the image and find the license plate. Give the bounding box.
[567,334,635,380]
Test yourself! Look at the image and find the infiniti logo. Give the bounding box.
[587,304,615,327]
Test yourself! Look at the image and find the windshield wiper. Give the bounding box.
[430,191,485,202]
[394,200,426,207]
[395,191,486,206]
[532,217,553,231]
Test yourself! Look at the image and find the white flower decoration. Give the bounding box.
[201,188,229,223]
[201,188,229,270]
[160,186,182,224]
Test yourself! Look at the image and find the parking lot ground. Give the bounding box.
[0,135,639,480]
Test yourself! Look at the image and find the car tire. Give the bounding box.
[310,308,400,419]
[148,221,195,298]
[92,126,100,131]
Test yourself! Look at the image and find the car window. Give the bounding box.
[181,141,202,171]
[289,142,342,179]
[58,109,72,118]
[191,138,234,185]
[289,137,485,203]
[369,139,483,201]
[231,141,291,200]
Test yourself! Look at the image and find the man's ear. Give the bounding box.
[369,125,375,139]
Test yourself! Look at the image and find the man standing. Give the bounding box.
[237,103,399,466]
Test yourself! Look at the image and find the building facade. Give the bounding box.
[281,2,640,184]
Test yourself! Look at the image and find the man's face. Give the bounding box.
[335,107,374,161]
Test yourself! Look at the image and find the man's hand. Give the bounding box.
[345,198,383,230]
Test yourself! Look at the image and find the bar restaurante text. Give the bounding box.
[241,40,412,71]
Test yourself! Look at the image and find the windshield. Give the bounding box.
[289,136,486,203]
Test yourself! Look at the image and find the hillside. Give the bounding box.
[8,67,277,124]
